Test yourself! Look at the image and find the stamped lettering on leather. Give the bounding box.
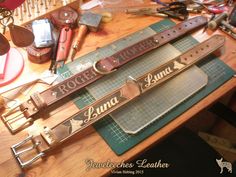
[112,37,158,64]
[139,59,186,91]
[51,67,98,98]
[62,91,127,134]
[2,16,209,134]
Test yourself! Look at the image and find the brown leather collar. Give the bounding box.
[45,35,225,145]
[11,35,225,169]
[2,16,207,133]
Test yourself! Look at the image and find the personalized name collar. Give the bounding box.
[11,35,225,168]
[1,16,207,133]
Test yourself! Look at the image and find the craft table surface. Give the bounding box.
[0,1,236,177]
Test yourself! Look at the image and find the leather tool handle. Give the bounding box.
[56,27,73,62]
[73,24,88,50]
[70,24,88,60]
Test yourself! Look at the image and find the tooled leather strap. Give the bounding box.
[35,34,225,148]
[18,16,207,119]
[11,35,224,168]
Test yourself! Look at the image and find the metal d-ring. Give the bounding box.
[126,76,142,94]
[93,60,117,75]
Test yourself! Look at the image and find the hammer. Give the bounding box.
[70,12,102,60]
[208,13,236,33]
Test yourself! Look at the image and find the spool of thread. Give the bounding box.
[25,23,53,64]
[27,45,52,64]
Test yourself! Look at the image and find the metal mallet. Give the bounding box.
[70,12,102,60]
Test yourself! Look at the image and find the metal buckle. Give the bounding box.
[93,61,117,75]
[11,135,45,168]
[1,105,33,134]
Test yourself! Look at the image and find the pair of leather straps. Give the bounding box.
[1,16,207,133]
[11,34,225,168]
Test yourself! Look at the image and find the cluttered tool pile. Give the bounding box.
[0,0,235,171]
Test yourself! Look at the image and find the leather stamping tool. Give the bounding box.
[70,12,102,60]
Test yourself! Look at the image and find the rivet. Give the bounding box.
[36,141,41,146]
[33,108,38,111]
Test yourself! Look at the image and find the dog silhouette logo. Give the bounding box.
[216,158,232,174]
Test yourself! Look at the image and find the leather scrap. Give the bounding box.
[8,23,34,47]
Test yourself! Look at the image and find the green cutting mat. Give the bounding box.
[57,19,235,155]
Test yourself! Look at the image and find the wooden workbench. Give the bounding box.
[0,1,236,177]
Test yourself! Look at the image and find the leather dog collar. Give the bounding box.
[2,16,207,133]
[11,35,225,168]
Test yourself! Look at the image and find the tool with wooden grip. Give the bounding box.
[208,13,236,39]
[10,35,225,169]
[70,12,102,60]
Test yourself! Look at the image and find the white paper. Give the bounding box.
[80,0,101,10]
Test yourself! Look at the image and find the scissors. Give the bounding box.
[156,2,189,20]
[126,1,189,21]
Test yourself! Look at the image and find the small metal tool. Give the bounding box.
[70,12,102,60]
[49,28,60,74]
[208,13,236,39]
[156,2,189,20]
[126,2,189,20]
[126,8,168,17]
